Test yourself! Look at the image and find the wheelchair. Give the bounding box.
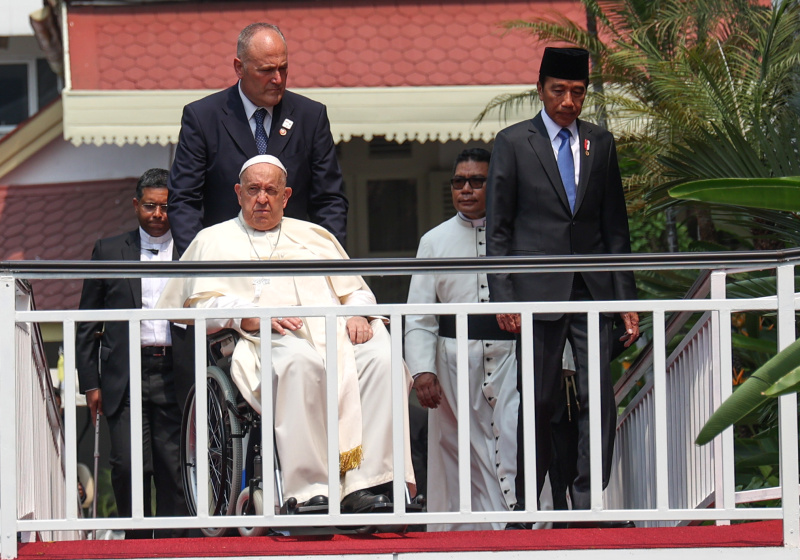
[179,329,423,537]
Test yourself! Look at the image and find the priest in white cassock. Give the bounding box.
[404,149,519,531]
[158,155,415,514]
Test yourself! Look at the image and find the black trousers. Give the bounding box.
[106,351,189,538]
[515,275,617,510]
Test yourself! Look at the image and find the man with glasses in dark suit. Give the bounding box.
[76,168,192,538]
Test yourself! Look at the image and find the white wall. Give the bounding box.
[2,138,172,185]
[0,0,43,37]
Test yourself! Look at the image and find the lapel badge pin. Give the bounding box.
[279,128,287,136]
[282,118,294,130]
[584,139,590,156]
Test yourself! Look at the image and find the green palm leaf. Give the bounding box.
[669,177,800,212]
[696,336,800,445]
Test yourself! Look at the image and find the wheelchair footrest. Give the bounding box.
[281,496,329,515]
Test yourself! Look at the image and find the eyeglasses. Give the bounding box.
[450,176,487,190]
[139,203,169,213]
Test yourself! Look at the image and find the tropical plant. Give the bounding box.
[479,0,800,480]
[479,0,800,248]
[697,335,800,445]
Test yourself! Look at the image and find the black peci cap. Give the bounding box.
[539,47,590,81]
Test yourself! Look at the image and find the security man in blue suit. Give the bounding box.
[168,23,348,254]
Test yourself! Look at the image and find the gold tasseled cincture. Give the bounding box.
[339,445,363,476]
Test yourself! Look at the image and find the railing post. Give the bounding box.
[193,319,210,525]
[128,320,145,523]
[0,277,18,559]
[651,309,670,511]
[519,312,536,515]
[710,270,734,525]
[325,314,341,512]
[390,312,407,515]
[62,321,79,523]
[776,263,799,548]
[456,313,471,514]
[588,311,603,511]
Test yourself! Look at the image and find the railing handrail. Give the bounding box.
[4,246,800,278]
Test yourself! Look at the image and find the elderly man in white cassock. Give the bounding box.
[158,155,415,514]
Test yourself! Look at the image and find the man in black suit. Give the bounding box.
[76,169,192,538]
[168,22,348,254]
[486,48,639,519]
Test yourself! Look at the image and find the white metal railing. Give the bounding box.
[1,253,799,559]
[11,281,82,544]
[608,268,799,528]
[608,311,716,526]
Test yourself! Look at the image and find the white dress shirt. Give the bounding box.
[139,228,173,347]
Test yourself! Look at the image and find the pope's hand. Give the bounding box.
[346,316,373,344]
[271,316,303,335]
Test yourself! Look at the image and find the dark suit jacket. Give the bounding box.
[75,230,195,416]
[486,112,637,316]
[168,84,348,254]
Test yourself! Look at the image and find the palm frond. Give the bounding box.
[474,90,538,126]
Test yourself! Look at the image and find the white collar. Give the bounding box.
[139,227,172,246]
[540,109,579,143]
[456,213,486,228]
[238,81,274,121]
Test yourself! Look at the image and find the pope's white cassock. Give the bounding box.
[405,213,518,531]
[158,215,415,504]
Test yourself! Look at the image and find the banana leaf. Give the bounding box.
[762,366,800,397]
[695,336,800,445]
[669,177,800,212]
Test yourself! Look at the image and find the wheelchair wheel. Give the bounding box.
[236,487,271,537]
[181,366,244,537]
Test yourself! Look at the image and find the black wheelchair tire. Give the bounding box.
[180,365,244,537]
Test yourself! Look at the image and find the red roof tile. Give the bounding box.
[67,1,585,90]
[0,179,138,310]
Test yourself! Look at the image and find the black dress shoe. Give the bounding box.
[505,503,532,530]
[302,495,329,508]
[341,489,391,514]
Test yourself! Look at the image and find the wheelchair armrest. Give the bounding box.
[208,329,241,370]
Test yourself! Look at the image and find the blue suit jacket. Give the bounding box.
[168,85,348,253]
